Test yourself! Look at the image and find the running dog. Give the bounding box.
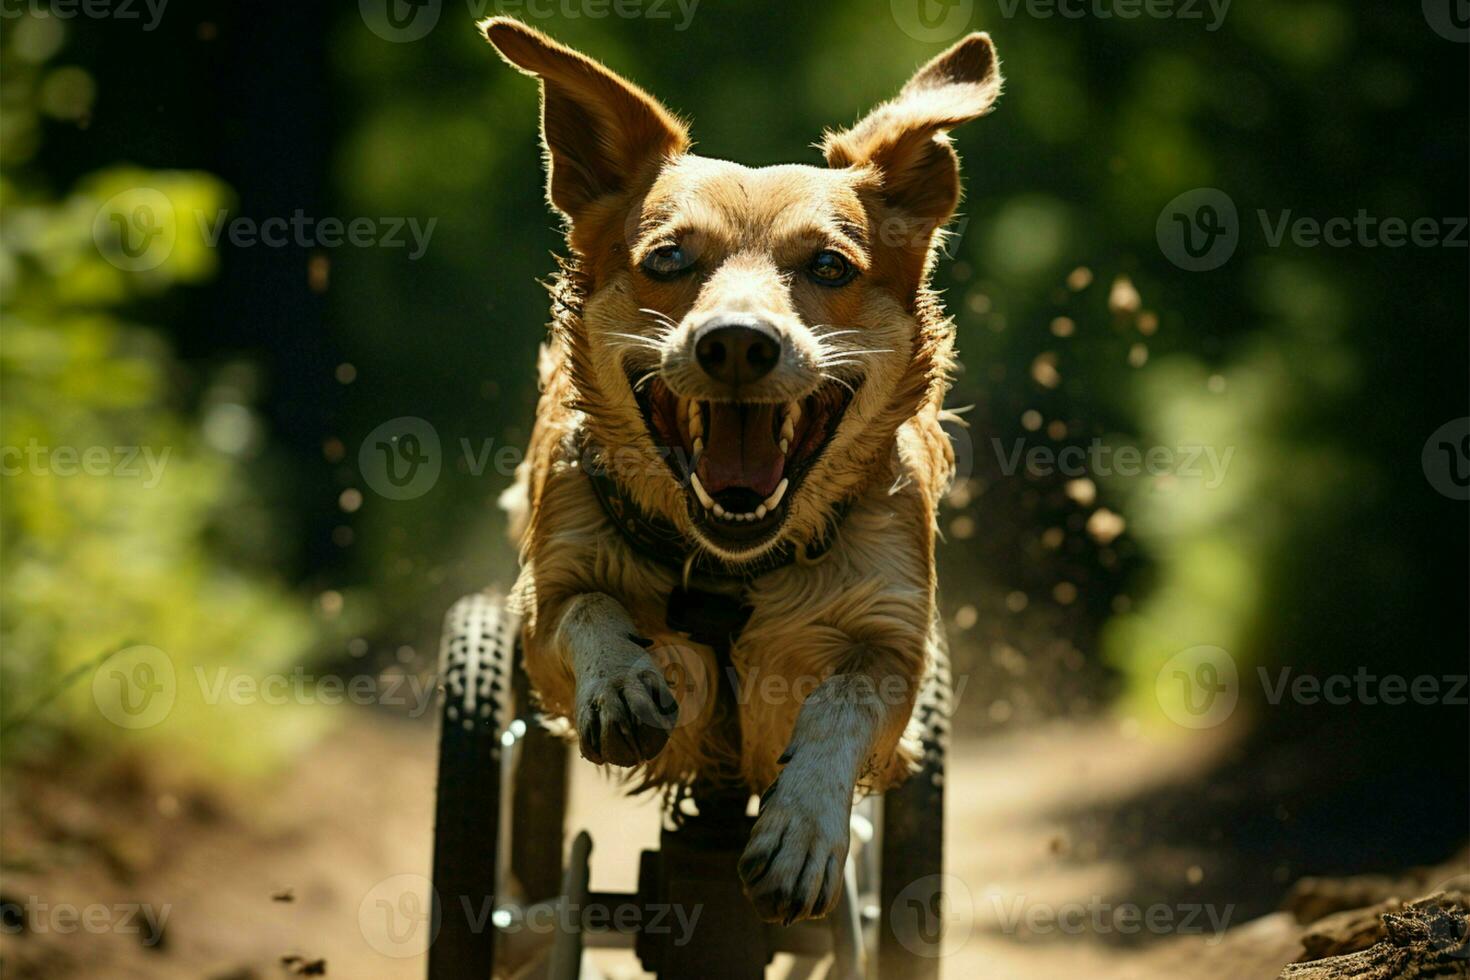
[484,17,1001,924]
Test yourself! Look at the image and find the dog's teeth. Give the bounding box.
[693,437,704,455]
[786,400,801,427]
[755,504,767,519]
[764,477,789,510]
[780,417,794,443]
[779,438,789,454]
[713,502,727,518]
[690,473,716,510]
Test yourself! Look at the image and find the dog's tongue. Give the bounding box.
[696,403,784,497]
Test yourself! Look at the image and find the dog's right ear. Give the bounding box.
[481,17,689,223]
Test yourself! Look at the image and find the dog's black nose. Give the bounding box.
[694,317,780,386]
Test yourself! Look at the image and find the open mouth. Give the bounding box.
[634,378,853,548]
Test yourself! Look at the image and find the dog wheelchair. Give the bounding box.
[427,591,951,980]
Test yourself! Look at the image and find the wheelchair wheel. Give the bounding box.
[428,592,518,980]
[875,625,952,980]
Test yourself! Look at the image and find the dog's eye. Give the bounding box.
[640,244,695,281]
[807,250,857,287]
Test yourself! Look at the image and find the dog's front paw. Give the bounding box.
[738,767,850,924]
[573,639,679,767]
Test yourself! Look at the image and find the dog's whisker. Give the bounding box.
[604,331,666,351]
[818,371,857,395]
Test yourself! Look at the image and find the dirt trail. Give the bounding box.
[2,714,1311,978]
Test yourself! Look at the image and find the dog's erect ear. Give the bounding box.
[481,17,689,222]
[822,33,1001,227]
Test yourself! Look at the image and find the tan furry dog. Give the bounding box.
[483,17,1001,924]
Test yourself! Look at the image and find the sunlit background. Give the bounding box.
[2,2,1466,977]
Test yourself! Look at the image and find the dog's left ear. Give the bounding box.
[822,33,1002,230]
[481,17,690,223]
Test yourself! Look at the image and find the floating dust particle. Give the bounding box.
[338,488,363,513]
[1065,478,1097,506]
[1067,266,1093,291]
[954,605,978,630]
[1053,582,1078,605]
[1050,316,1075,337]
[1031,352,1061,389]
[1087,508,1127,544]
[1128,342,1149,367]
[1109,275,1141,315]
[1021,410,1043,432]
[308,253,330,293]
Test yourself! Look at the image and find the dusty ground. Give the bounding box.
[0,713,1393,978]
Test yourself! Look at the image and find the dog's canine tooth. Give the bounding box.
[764,477,789,510]
[780,416,794,443]
[693,437,704,455]
[786,400,801,427]
[779,438,789,454]
[690,473,716,510]
[756,504,768,519]
[688,401,703,438]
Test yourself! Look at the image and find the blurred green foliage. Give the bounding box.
[0,18,327,772]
